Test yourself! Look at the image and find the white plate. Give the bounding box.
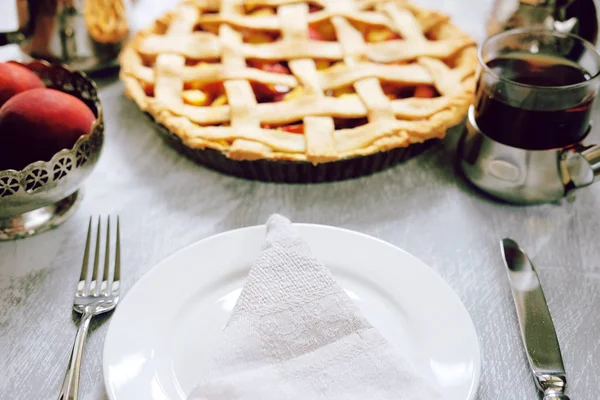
[103,224,481,400]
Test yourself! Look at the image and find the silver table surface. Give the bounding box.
[1,1,599,399]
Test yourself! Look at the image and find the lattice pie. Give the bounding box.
[120,0,477,165]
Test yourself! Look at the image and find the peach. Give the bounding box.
[0,88,96,170]
[0,62,45,108]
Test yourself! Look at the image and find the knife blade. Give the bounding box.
[501,238,570,400]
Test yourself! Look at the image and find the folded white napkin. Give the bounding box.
[188,214,441,400]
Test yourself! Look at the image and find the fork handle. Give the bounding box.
[58,312,93,400]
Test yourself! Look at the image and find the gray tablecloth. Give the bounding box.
[1,1,599,399]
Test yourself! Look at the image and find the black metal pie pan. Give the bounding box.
[148,114,436,183]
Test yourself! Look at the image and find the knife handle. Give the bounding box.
[543,394,570,400]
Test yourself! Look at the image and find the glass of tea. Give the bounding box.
[475,28,600,150]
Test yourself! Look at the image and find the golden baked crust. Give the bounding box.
[120,0,477,164]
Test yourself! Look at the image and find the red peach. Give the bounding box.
[0,88,96,170]
[0,62,45,108]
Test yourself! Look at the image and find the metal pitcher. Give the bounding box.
[487,0,599,43]
[0,0,129,72]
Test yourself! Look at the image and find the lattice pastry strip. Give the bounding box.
[120,0,478,163]
[219,2,274,160]
[152,4,199,133]
[332,16,395,118]
[380,2,425,41]
[136,18,472,64]
[279,3,337,162]
[129,54,446,92]
[329,13,398,150]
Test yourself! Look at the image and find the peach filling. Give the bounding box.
[244,4,277,15]
[308,21,337,41]
[185,59,219,66]
[251,81,291,103]
[261,121,304,134]
[382,83,440,100]
[325,85,356,98]
[264,117,371,134]
[143,83,154,97]
[182,82,228,106]
[334,117,369,130]
[315,59,332,70]
[141,54,156,68]
[247,60,291,74]
[246,60,294,102]
[351,21,401,43]
[365,27,401,42]
[309,4,323,13]
[242,29,280,44]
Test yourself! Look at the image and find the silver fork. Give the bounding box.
[58,216,121,400]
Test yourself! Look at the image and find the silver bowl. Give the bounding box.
[0,60,104,240]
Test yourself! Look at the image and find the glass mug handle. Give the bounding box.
[563,140,600,191]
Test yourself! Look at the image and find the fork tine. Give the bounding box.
[115,216,120,283]
[102,216,112,295]
[77,217,93,294]
[91,216,102,296]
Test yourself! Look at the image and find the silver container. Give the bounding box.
[0,0,129,73]
[0,60,104,240]
[458,106,600,204]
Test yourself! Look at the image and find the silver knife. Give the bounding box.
[501,238,570,400]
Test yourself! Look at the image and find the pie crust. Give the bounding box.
[120,0,477,165]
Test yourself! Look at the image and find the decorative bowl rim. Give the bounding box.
[0,59,104,174]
